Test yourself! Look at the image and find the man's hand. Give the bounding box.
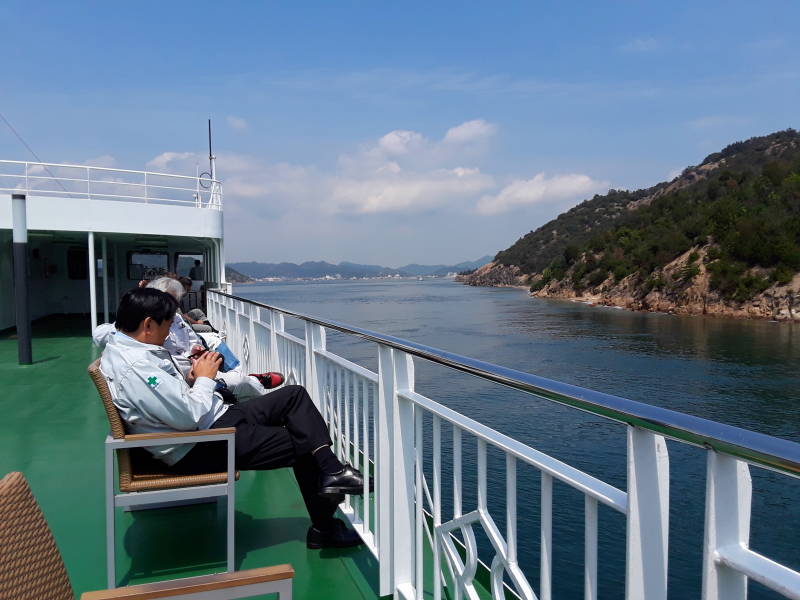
[192,351,222,380]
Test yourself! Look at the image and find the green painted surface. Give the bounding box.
[0,316,379,599]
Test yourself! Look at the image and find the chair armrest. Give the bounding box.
[106,428,236,449]
[80,564,294,599]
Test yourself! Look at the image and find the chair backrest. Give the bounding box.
[88,359,125,440]
[88,359,133,489]
[0,472,73,600]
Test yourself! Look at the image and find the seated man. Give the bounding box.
[100,287,368,548]
[94,277,282,399]
[148,277,285,396]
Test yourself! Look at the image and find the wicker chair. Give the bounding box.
[0,471,293,600]
[88,359,240,588]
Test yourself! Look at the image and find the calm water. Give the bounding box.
[236,279,800,599]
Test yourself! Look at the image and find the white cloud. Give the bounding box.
[330,167,494,214]
[226,115,248,131]
[477,173,608,215]
[621,37,661,53]
[444,119,496,144]
[146,151,197,172]
[377,130,425,155]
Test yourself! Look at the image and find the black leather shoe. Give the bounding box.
[307,518,363,549]
[318,463,373,496]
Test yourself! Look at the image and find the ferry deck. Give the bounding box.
[2,161,800,600]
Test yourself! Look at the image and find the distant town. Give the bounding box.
[225,256,492,283]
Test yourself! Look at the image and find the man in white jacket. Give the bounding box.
[100,287,369,549]
[93,277,282,401]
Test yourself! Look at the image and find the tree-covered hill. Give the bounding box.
[496,129,800,280]
[469,129,800,320]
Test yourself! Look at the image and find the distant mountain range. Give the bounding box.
[228,256,492,280]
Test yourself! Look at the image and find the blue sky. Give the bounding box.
[1,1,799,265]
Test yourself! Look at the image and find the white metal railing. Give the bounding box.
[207,290,800,600]
[0,159,222,208]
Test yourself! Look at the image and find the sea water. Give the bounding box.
[237,278,800,599]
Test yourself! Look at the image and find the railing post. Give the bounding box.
[376,343,395,596]
[625,426,669,600]
[305,321,326,411]
[269,309,285,373]
[393,350,417,599]
[701,452,751,600]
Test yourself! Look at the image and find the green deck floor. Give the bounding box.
[0,316,379,599]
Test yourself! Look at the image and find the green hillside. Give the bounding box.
[495,129,800,302]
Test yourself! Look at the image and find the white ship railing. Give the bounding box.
[207,290,800,600]
[0,159,222,208]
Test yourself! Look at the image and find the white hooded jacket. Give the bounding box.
[99,331,229,465]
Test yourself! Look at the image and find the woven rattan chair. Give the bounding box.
[0,471,293,600]
[88,359,240,588]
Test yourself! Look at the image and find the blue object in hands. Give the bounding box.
[214,341,240,372]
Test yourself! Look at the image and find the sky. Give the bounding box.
[1,1,799,266]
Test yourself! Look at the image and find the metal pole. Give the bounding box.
[218,238,227,286]
[208,118,215,180]
[88,231,97,332]
[113,242,120,316]
[11,193,32,364]
[102,235,109,323]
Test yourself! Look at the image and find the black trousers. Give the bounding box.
[173,385,336,529]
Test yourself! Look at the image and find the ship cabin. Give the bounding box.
[0,160,226,333]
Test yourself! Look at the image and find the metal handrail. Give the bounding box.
[210,290,800,478]
[0,159,221,184]
[0,158,222,209]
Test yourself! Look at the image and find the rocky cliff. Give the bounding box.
[530,246,800,321]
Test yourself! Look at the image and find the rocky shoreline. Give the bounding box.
[458,260,800,322]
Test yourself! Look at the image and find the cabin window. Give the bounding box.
[175,253,206,280]
[67,247,88,280]
[127,251,168,280]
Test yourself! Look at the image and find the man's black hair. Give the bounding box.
[115,288,178,333]
[194,259,201,265]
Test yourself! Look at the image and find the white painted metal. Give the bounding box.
[585,496,598,600]
[105,429,236,587]
[0,194,224,240]
[540,472,553,600]
[393,351,416,596]
[306,322,326,411]
[400,390,626,512]
[414,407,424,600]
[11,193,26,242]
[0,159,222,208]
[205,291,800,600]
[717,546,800,599]
[432,415,443,600]
[702,452,752,600]
[101,235,109,323]
[88,231,97,332]
[113,243,119,312]
[377,344,395,596]
[625,427,669,600]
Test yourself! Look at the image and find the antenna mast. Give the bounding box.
[208,118,215,180]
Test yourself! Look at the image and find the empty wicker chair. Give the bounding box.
[88,359,239,588]
[0,471,293,600]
